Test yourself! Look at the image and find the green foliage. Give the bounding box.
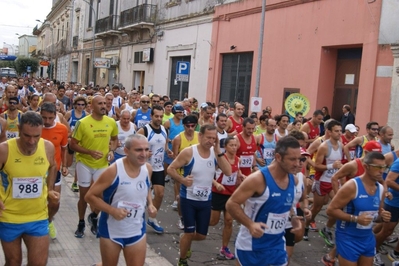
[0,61,16,69]
[15,57,39,74]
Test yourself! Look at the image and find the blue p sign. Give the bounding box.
[176,61,190,75]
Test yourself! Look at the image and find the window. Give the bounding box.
[88,0,94,28]
[134,52,144,63]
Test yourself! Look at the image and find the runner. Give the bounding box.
[275,114,289,138]
[226,136,302,266]
[0,111,59,266]
[300,109,324,145]
[341,124,357,164]
[70,96,118,238]
[226,102,244,136]
[378,126,394,155]
[0,96,22,139]
[105,93,120,120]
[168,124,231,266]
[84,134,157,266]
[235,118,257,176]
[344,121,379,160]
[40,102,69,239]
[327,152,390,266]
[131,95,151,128]
[255,118,278,168]
[114,110,137,162]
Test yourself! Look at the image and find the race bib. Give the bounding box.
[193,186,211,200]
[118,136,126,148]
[152,154,163,169]
[117,201,144,220]
[137,120,150,128]
[12,177,43,199]
[221,172,237,186]
[6,131,18,139]
[326,168,338,177]
[263,148,275,160]
[240,155,253,168]
[356,211,378,230]
[265,211,289,235]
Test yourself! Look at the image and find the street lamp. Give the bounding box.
[82,0,96,85]
[15,33,30,57]
[36,19,54,79]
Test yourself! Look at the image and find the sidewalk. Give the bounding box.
[0,171,172,266]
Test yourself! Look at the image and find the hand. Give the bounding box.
[216,183,225,192]
[48,190,60,203]
[385,192,393,200]
[380,208,391,222]
[90,150,103,160]
[256,157,266,166]
[290,216,303,233]
[357,212,373,226]
[111,208,129,221]
[61,166,69,176]
[248,222,267,238]
[166,149,174,159]
[0,200,5,216]
[147,204,157,219]
[303,209,312,221]
[107,151,114,162]
[182,175,194,187]
[333,160,343,169]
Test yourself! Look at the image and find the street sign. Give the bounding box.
[176,61,190,82]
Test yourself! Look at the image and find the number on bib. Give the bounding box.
[356,211,378,230]
[263,148,275,160]
[12,177,43,199]
[240,155,253,168]
[265,211,289,235]
[117,201,144,220]
[193,186,211,199]
[221,172,238,186]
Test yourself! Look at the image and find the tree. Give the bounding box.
[0,61,16,69]
[14,57,39,75]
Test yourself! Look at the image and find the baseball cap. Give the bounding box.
[345,124,357,133]
[363,141,382,152]
[200,102,208,109]
[183,115,198,125]
[300,148,311,157]
[173,104,185,113]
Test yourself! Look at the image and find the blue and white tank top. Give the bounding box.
[99,160,150,238]
[286,172,304,229]
[134,108,151,128]
[385,158,399,207]
[236,167,294,252]
[260,133,278,166]
[145,124,167,172]
[115,121,136,156]
[337,177,382,237]
[108,106,116,118]
[68,109,86,132]
[383,151,398,180]
[181,145,216,201]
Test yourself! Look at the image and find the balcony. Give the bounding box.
[119,4,157,31]
[33,25,41,36]
[73,36,78,48]
[95,15,120,37]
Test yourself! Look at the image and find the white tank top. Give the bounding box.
[217,130,228,153]
[184,145,216,201]
[286,172,304,229]
[124,103,135,114]
[103,160,149,238]
[320,140,343,183]
[145,124,167,172]
[115,121,136,155]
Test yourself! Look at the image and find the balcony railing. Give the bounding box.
[95,15,119,34]
[73,36,78,48]
[119,4,157,29]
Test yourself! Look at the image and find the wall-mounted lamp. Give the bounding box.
[230,45,236,50]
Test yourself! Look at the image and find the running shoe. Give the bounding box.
[303,228,309,241]
[172,200,178,210]
[90,217,98,235]
[177,218,184,230]
[385,235,399,244]
[321,254,336,266]
[71,182,79,192]
[165,175,171,183]
[220,247,235,260]
[309,221,318,232]
[378,245,388,255]
[186,249,192,258]
[74,221,85,238]
[388,250,399,262]
[177,258,189,266]
[87,212,96,225]
[48,221,57,240]
[147,218,164,234]
[319,227,335,247]
[373,252,385,266]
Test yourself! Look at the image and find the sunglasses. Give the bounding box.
[76,103,86,106]
[141,101,150,104]
[299,157,307,163]
[185,124,196,128]
[367,164,387,170]
[370,128,379,131]
[152,100,160,103]
[9,101,18,105]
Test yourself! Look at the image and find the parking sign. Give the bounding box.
[176,61,190,82]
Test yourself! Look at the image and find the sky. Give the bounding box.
[0,0,52,53]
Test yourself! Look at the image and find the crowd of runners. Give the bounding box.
[0,76,398,266]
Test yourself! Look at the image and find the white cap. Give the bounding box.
[200,102,208,109]
[345,124,357,133]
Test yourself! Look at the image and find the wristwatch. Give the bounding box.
[217,152,225,157]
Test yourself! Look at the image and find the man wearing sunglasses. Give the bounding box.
[344,121,380,161]
[0,97,22,139]
[131,95,151,128]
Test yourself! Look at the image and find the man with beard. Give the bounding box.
[1,96,22,139]
[344,121,380,160]
[56,85,71,112]
[70,96,118,238]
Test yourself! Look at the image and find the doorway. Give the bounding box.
[169,56,191,101]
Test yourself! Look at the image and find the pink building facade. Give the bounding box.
[207,0,393,130]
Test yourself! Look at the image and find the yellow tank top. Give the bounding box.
[4,110,22,139]
[0,138,49,223]
[178,131,199,174]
